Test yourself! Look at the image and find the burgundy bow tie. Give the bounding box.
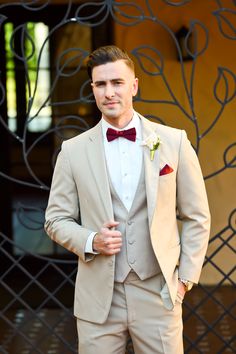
[106,127,136,142]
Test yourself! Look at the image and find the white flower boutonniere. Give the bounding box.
[141,132,162,161]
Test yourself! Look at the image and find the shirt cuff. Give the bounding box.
[178,278,193,291]
[85,232,99,254]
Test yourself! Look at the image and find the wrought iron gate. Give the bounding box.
[0,1,235,353]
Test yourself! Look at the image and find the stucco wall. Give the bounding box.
[114,0,236,285]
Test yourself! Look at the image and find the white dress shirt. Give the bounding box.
[85,111,143,253]
[102,112,143,210]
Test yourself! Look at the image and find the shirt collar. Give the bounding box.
[101,111,142,141]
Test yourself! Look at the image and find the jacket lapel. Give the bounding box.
[85,116,161,228]
[140,116,161,228]
[86,122,114,221]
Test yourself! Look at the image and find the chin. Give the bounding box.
[104,110,120,119]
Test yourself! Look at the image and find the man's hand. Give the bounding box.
[177,280,187,302]
[93,221,122,255]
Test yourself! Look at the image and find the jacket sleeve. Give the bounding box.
[44,142,95,262]
[177,131,211,283]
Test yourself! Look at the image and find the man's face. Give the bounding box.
[91,60,138,128]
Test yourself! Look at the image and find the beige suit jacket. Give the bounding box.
[45,114,210,323]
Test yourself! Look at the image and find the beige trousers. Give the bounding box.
[77,272,184,354]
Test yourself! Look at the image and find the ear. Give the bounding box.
[132,78,139,97]
[91,82,95,94]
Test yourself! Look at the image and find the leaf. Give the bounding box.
[0,78,5,106]
[184,20,209,59]
[162,0,192,6]
[213,9,236,40]
[0,14,7,27]
[229,209,236,232]
[80,79,95,103]
[214,67,236,104]
[16,203,45,231]
[21,0,50,11]
[112,2,144,26]
[75,1,109,26]
[132,46,164,76]
[56,48,88,78]
[223,142,236,168]
[10,24,35,62]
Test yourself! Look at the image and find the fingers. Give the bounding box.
[103,237,122,255]
[103,220,119,229]
[100,227,121,239]
[177,280,186,297]
[101,220,121,240]
[93,220,122,255]
[93,233,122,255]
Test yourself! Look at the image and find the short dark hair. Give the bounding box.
[86,45,135,79]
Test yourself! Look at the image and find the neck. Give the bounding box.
[103,112,134,129]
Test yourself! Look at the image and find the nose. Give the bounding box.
[105,83,115,98]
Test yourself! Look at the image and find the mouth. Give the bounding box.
[103,101,119,107]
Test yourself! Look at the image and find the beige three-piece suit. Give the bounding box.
[45,114,210,353]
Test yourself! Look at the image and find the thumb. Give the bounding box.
[103,220,119,229]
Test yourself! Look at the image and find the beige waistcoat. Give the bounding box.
[109,164,161,282]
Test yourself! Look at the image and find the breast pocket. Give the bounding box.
[158,172,176,202]
[159,172,176,182]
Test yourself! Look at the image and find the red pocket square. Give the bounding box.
[159,164,174,176]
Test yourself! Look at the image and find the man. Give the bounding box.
[45,45,210,353]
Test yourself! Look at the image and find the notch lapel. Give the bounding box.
[86,122,114,222]
[141,117,161,228]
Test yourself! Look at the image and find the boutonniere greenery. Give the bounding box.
[141,132,162,161]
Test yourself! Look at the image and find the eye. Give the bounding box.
[94,82,105,87]
[114,80,123,85]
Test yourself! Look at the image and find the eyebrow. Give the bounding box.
[93,78,125,85]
